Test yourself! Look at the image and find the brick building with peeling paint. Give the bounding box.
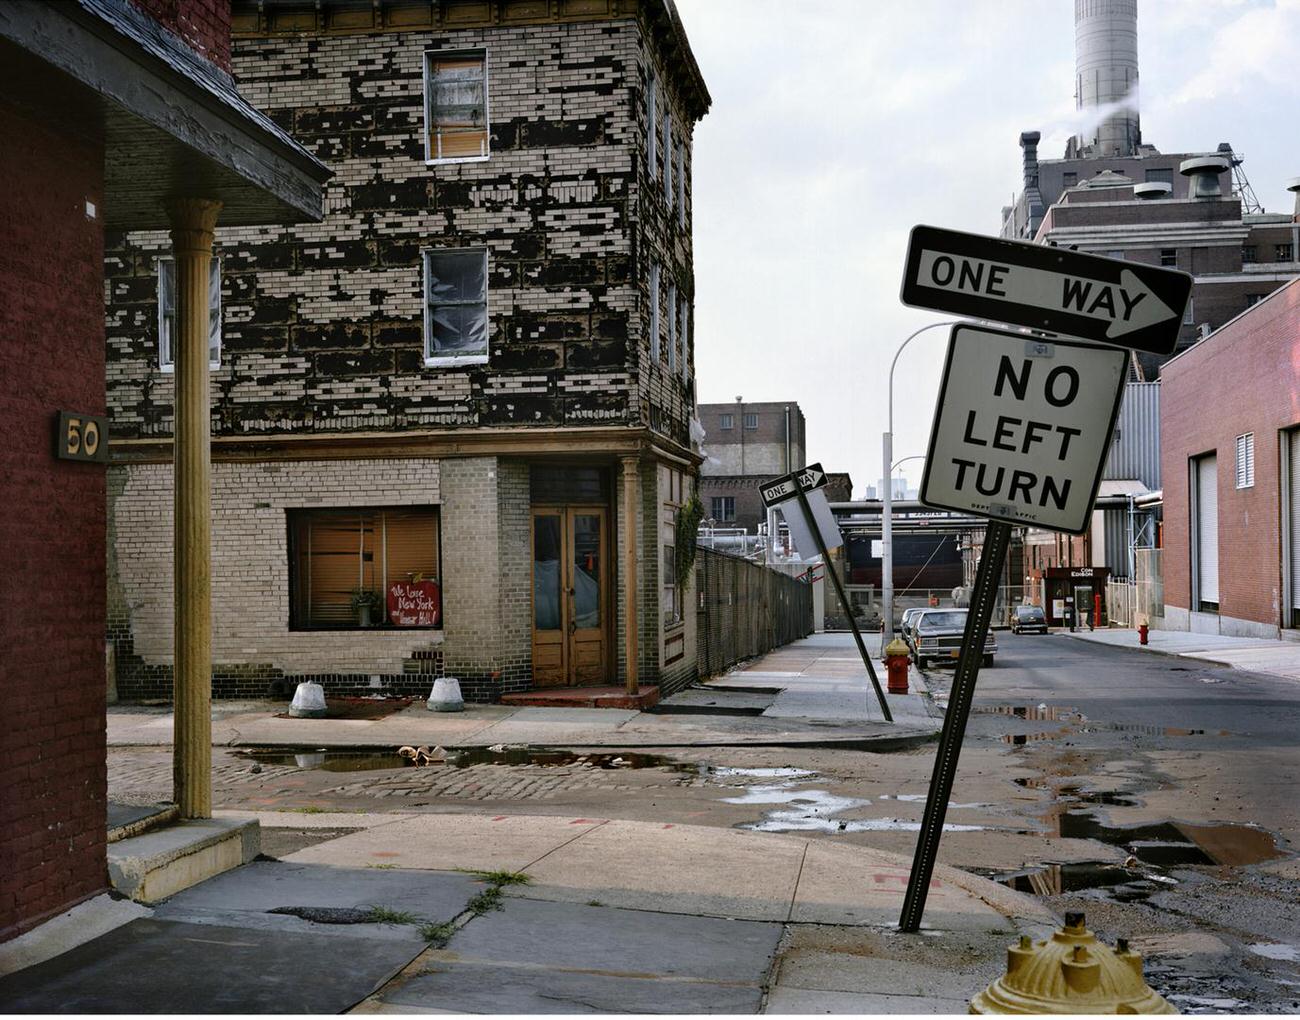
[104,0,710,704]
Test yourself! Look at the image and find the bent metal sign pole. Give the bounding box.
[897,324,1131,932]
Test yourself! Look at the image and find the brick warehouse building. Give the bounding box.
[103,0,711,703]
[1161,277,1300,639]
[1,0,327,942]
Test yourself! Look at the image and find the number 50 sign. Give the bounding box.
[55,410,109,463]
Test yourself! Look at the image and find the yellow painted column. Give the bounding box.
[621,454,640,696]
[167,197,222,819]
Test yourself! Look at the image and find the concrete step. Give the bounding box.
[500,685,660,710]
[107,818,259,904]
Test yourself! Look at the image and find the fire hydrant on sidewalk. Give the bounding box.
[1138,622,1149,645]
[884,637,910,695]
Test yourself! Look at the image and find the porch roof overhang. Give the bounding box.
[0,0,331,230]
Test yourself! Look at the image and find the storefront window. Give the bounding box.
[289,508,440,629]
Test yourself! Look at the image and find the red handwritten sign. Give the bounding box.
[387,580,440,627]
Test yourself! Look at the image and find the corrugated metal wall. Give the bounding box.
[1104,382,1161,488]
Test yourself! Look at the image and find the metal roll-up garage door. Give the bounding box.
[1196,454,1219,608]
[1289,432,1300,622]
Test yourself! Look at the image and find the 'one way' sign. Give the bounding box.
[900,225,1192,355]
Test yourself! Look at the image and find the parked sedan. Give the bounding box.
[1011,604,1048,634]
[911,609,997,668]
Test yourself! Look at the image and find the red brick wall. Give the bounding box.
[1161,279,1300,626]
[130,0,232,71]
[0,101,109,942]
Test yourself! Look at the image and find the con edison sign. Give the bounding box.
[900,225,1192,355]
[919,324,1126,534]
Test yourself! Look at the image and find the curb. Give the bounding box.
[203,728,942,755]
[1061,632,1237,668]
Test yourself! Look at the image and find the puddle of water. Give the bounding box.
[1013,778,1140,808]
[724,786,986,834]
[978,704,1233,739]
[981,861,1173,903]
[703,766,816,780]
[1249,943,1300,962]
[234,747,687,773]
[881,794,988,808]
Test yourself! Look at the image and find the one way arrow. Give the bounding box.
[900,225,1193,355]
[916,251,1177,340]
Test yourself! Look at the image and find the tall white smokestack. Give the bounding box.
[1074,0,1140,157]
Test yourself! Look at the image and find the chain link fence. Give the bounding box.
[695,547,814,678]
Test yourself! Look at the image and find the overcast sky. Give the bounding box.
[675,0,1300,495]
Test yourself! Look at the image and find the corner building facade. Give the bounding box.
[105,0,710,702]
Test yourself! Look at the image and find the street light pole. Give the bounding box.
[883,320,960,642]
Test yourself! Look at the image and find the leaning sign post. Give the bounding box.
[761,464,893,723]
[895,226,1191,933]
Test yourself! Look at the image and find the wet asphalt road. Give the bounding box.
[928,630,1300,1013]
[964,629,1300,744]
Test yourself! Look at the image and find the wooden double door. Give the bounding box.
[531,506,610,687]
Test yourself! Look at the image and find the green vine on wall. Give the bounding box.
[674,490,705,591]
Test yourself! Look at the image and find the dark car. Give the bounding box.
[1011,604,1048,634]
[912,608,997,668]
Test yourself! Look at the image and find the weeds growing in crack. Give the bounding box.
[458,869,532,886]
[367,906,420,925]
[418,921,456,946]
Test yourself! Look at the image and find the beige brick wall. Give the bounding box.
[110,457,445,676]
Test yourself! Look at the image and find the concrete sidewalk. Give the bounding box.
[0,810,1055,1014]
[107,633,939,753]
[1067,626,1300,681]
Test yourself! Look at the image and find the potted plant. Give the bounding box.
[350,588,381,627]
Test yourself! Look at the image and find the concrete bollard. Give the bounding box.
[288,681,327,718]
[427,677,464,713]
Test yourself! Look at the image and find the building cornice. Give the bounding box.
[109,424,703,468]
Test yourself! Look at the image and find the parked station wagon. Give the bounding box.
[911,609,997,668]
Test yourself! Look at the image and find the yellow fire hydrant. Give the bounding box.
[970,911,1176,1014]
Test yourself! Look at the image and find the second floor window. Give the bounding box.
[424,249,488,364]
[158,257,221,370]
[425,50,488,162]
[719,414,733,430]
[678,294,688,379]
[711,496,735,521]
[743,413,758,430]
[1278,243,1294,263]
[1160,249,1177,267]
[1242,245,1257,264]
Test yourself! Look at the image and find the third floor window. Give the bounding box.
[425,50,488,162]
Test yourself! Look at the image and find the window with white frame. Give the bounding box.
[1183,297,1194,325]
[1235,432,1255,488]
[158,257,221,370]
[667,281,676,370]
[646,74,656,177]
[649,262,661,360]
[719,413,733,430]
[663,109,672,197]
[424,249,488,364]
[424,50,488,162]
[711,496,735,521]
